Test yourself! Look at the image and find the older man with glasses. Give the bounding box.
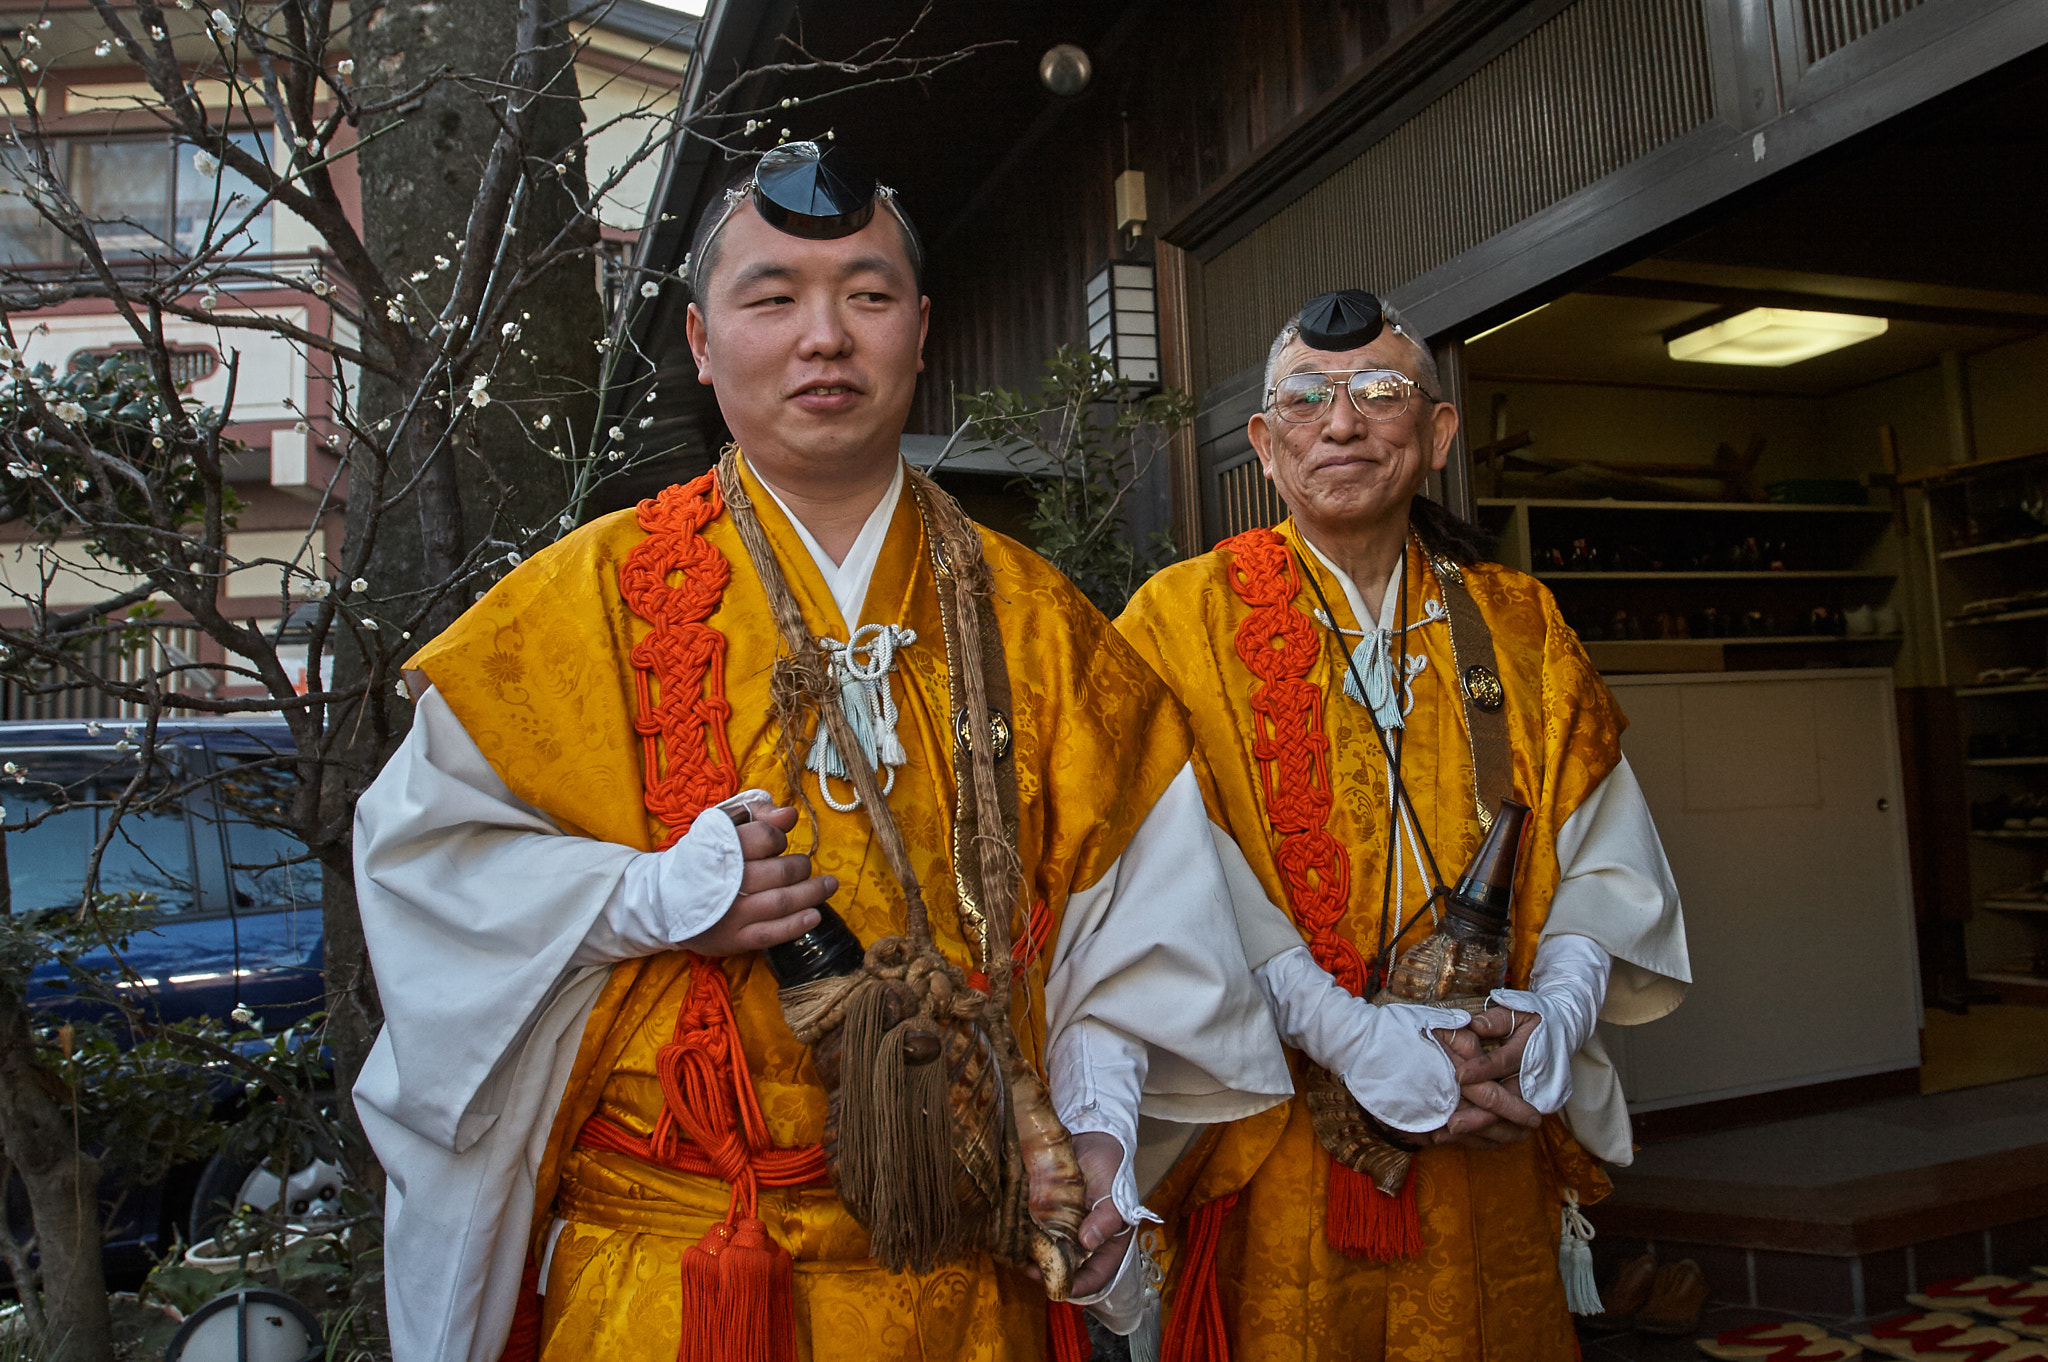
[1116,290,1690,1361]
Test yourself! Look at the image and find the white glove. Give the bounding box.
[1254,946,1469,1133]
[1488,933,1610,1114]
[567,792,754,966]
[1046,1021,1155,1231]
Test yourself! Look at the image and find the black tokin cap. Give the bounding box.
[1297,290,1385,351]
[752,141,877,240]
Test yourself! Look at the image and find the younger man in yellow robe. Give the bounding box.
[1118,291,1689,1362]
[349,145,1290,1362]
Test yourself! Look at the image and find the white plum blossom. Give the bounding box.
[639,280,659,298]
[51,401,84,422]
[533,413,551,430]
[637,416,653,428]
[432,254,450,270]
[94,41,111,56]
[231,1005,256,1025]
[305,577,332,600]
[192,149,219,180]
[468,375,490,409]
[362,618,379,631]
[501,321,521,340]
[350,577,368,593]
[210,9,234,35]
[337,58,355,77]
[607,426,623,442]
[148,25,166,39]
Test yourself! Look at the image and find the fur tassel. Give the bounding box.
[1559,1191,1603,1316]
[863,1017,964,1272]
[1324,1161,1423,1262]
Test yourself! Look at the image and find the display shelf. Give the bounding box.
[1583,634,1900,647]
[1971,756,2048,768]
[1947,605,2048,627]
[1958,681,2048,697]
[1536,570,1895,581]
[1940,530,2048,560]
[1477,498,1892,514]
[1973,829,2048,841]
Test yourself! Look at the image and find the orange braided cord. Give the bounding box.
[575,953,828,1202]
[1221,529,1364,995]
[618,473,740,847]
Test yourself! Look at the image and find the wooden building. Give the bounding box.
[618,0,2048,1315]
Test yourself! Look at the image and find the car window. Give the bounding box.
[4,748,199,915]
[210,753,318,912]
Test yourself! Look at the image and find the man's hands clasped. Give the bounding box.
[682,804,839,957]
[1421,1006,1544,1148]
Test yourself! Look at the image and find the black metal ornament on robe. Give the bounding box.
[1297,289,1386,351]
[753,141,878,240]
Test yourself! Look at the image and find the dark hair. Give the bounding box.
[1409,495,1495,566]
[686,182,926,306]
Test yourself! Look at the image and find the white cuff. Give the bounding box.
[569,808,745,967]
[1489,933,1610,1114]
[1254,946,1467,1132]
[1047,1021,1158,1230]
[1068,1231,1150,1333]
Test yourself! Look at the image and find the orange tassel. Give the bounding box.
[1162,1193,1238,1362]
[1048,1300,1093,1361]
[676,1223,729,1361]
[495,1259,544,1362]
[720,1218,796,1362]
[1324,1162,1423,1262]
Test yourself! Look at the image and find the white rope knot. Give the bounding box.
[808,622,917,812]
[1316,599,1445,730]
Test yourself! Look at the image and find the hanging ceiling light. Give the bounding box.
[1666,307,1889,366]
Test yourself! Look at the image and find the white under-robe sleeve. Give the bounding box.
[1042,762,1294,1210]
[353,686,744,1153]
[1538,754,1690,1164]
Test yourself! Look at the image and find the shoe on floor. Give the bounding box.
[1581,1252,1658,1336]
[1636,1259,1711,1336]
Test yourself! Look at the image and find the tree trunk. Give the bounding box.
[0,837,112,1362]
[319,0,603,1115]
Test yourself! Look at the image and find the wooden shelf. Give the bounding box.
[1973,829,2048,841]
[1900,445,2048,489]
[1940,530,2048,560]
[1538,570,1894,581]
[1970,756,2048,768]
[1949,605,2048,628]
[1970,971,2048,988]
[1984,899,2048,913]
[1479,497,1889,514]
[1585,634,1900,647]
[1958,681,2048,697]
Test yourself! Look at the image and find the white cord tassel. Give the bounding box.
[806,623,916,812]
[1559,1190,1603,1315]
[1128,1231,1164,1362]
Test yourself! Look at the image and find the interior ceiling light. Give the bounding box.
[1666,307,1889,367]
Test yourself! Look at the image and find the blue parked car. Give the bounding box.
[1,717,332,1272]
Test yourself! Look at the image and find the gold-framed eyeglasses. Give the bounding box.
[1265,368,1442,424]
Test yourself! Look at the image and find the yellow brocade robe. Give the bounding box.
[404,458,1191,1362]
[1116,524,1623,1362]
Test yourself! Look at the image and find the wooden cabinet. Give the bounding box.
[1478,498,1902,674]
[1599,669,1922,1109]
[1912,448,2048,998]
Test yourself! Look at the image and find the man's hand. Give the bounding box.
[1419,1014,1542,1149]
[1064,1130,1135,1300]
[680,806,837,956]
[1451,1006,1538,1085]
